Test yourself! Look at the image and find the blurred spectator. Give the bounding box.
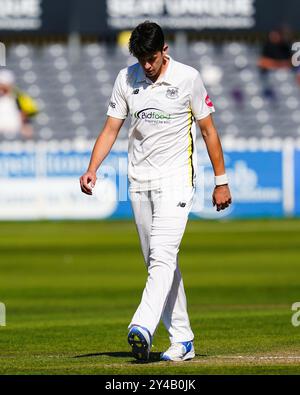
[258,28,293,104]
[0,68,38,139]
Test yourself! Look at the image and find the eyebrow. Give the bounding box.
[140,54,157,62]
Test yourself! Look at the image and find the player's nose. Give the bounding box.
[143,61,152,71]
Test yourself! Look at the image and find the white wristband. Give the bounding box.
[214,174,228,186]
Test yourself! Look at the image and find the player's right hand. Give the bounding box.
[79,171,97,195]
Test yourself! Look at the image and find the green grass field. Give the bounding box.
[0,218,300,375]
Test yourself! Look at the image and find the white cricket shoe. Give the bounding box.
[160,341,195,361]
[128,325,152,361]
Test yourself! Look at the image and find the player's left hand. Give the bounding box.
[212,185,232,211]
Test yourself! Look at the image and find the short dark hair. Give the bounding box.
[129,21,164,59]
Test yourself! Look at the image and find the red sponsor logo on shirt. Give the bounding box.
[205,94,214,108]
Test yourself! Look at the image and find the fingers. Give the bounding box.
[80,176,92,195]
[79,173,96,195]
[212,196,216,207]
[219,198,232,211]
[216,201,230,211]
[212,184,232,211]
[213,194,232,211]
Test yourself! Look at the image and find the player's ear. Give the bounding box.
[162,44,168,55]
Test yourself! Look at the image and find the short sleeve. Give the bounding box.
[107,71,128,119]
[190,72,215,120]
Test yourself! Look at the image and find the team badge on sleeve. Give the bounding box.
[166,87,179,99]
[205,94,214,108]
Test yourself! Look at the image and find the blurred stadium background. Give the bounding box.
[1,0,300,375]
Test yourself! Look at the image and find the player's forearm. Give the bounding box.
[87,129,118,173]
[201,128,226,176]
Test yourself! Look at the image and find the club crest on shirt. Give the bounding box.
[166,87,179,99]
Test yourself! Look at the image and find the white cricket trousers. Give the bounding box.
[128,184,195,343]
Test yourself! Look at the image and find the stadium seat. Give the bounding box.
[3,41,299,142]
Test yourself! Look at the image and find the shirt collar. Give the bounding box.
[136,55,175,85]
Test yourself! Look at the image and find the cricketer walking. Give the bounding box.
[80,21,232,362]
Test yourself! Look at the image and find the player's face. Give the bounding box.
[138,46,168,81]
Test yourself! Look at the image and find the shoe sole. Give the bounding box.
[128,328,150,361]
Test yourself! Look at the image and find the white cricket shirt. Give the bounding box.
[107,56,215,191]
[0,95,22,135]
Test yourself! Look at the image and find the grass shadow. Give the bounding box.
[131,352,162,364]
[73,351,162,363]
[73,352,208,363]
[73,352,132,359]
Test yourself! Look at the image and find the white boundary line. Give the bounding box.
[213,355,300,360]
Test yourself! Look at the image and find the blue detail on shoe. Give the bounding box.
[138,326,152,344]
[127,326,152,361]
[181,341,193,353]
[160,354,171,361]
[160,340,194,361]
